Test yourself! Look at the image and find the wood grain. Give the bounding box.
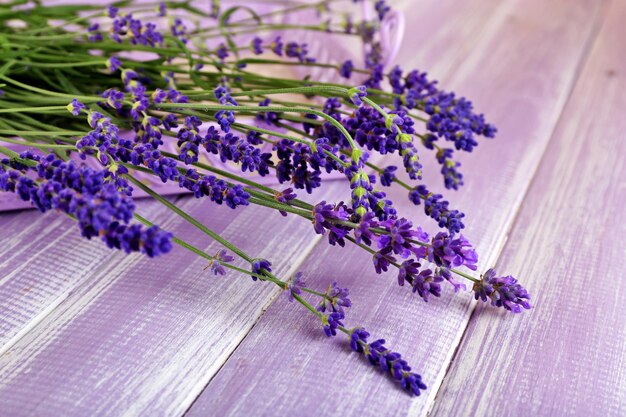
[431,1,626,415]
[0,201,166,353]
[185,1,609,416]
[0,192,339,416]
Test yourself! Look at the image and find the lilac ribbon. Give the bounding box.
[360,1,405,67]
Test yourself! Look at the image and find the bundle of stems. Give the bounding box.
[0,0,531,396]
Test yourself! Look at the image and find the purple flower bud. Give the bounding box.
[286,272,306,302]
[251,258,272,281]
[106,56,122,72]
[66,99,86,116]
[251,37,263,54]
[322,312,344,337]
[340,60,354,79]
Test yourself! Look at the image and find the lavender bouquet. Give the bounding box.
[0,0,531,396]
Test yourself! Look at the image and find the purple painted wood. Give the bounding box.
[431,1,626,415]
[0,186,345,416]
[185,1,609,416]
[0,200,167,352]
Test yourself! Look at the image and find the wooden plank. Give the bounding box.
[430,1,626,415]
[184,0,608,416]
[0,200,165,352]
[0,0,511,415]
[0,192,338,416]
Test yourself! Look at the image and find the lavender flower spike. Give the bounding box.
[473,269,531,313]
[350,328,427,396]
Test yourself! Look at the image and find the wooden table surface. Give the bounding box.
[1,0,625,416]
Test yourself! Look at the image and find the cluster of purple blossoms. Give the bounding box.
[340,60,354,79]
[66,99,86,116]
[177,116,203,164]
[72,101,250,210]
[374,0,391,21]
[409,185,465,234]
[397,260,442,301]
[342,107,423,181]
[105,9,164,46]
[312,201,351,246]
[348,85,367,106]
[207,249,235,276]
[214,85,237,133]
[286,272,306,302]
[364,64,384,89]
[434,146,464,190]
[0,153,172,257]
[424,93,497,152]
[274,136,344,193]
[270,36,284,55]
[274,187,297,216]
[354,212,377,246]
[216,43,229,61]
[380,165,397,186]
[171,18,188,44]
[323,211,477,301]
[106,56,122,72]
[251,37,263,55]
[344,106,398,154]
[322,311,345,337]
[389,66,497,154]
[350,328,427,396]
[251,258,272,281]
[178,169,250,209]
[397,262,467,301]
[420,232,478,271]
[316,281,352,313]
[204,127,272,176]
[376,217,427,259]
[102,88,125,110]
[473,269,532,313]
[285,41,312,63]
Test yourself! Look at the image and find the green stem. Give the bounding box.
[0,136,76,150]
[126,174,253,263]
